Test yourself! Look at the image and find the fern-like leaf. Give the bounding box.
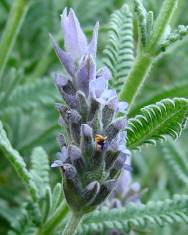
[134,0,147,45]
[8,201,40,235]
[129,80,188,117]
[127,98,188,150]
[0,79,58,114]
[103,4,134,92]
[161,139,188,185]
[41,187,52,222]
[134,0,154,46]
[30,147,50,198]
[50,183,63,214]
[79,195,188,234]
[0,120,38,201]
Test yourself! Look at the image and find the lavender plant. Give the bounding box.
[49,8,130,234]
[1,1,188,235]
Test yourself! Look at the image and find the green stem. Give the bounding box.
[119,0,182,110]
[119,54,153,109]
[38,201,69,235]
[0,0,29,83]
[170,0,185,27]
[62,213,83,235]
[148,0,180,51]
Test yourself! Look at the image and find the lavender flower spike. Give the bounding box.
[51,8,130,214]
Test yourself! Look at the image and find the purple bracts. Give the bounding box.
[50,8,130,214]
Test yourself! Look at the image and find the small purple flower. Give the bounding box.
[60,8,99,60]
[50,8,130,214]
[61,8,88,60]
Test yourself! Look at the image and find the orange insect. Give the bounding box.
[95,134,107,151]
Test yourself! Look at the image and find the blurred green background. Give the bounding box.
[0,0,188,234]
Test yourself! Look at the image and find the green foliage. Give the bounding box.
[160,25,188,52]
[0,79,58,113]
[41,187,52,223]
[127,98,188,150]
[1,0,188,235]
[0,0,29,81]
[50,183,63,215]
[103,4,134,92]
[0,205,19,226]
[0,120,38,201]
[7,201,40,235]
[134,0,154,47]
[134,0,147,46]
[30,147,50,198]
[79,194,188,234]
[161,139,188,185]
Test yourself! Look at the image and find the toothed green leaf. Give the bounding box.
[127,98,188,150]
[103,4,134,92]
[1,79,58,114]
[30,147,50,198]
[160,139,188,185]
[79,195,188,234]
[0,120,38,201]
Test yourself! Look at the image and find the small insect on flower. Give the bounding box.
[95,134,108,151]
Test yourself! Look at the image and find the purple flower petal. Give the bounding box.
[108,131,128,152]
[118,101,128,113]
[89,77,107,100]
[76,55,96,96]
[97,90,117,106]
[57,147,68,162]
[54,73,68,88]
[81,124,93,137]
[97,66,111,80]
[107,96,119,111]
[61,8,88,60]
[113,117,127,130]
[88,21,99,58]
[130,182,140,192]
[68,145,81,161]
[118,145,131,156]
[49,33,75,76]
[51,147,68,167]
[62,93,78,109]
[110,199,122,208]
[51,160,64,168]
[116,169,132,197]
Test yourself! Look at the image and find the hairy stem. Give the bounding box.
[38,201,69,235]
[119,0,182,110]
[147,0,180,51]
[119,54,153,109]
[170,0,185,27]
[62,213,83,235]
[0,0,29,83]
